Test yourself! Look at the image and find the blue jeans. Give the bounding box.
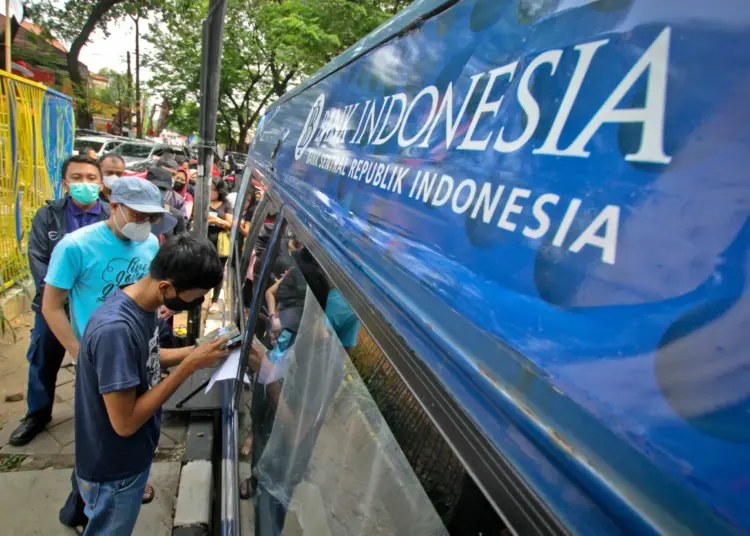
[26,311,66,421]
[76,468,150,536]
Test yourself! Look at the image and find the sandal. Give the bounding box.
[142,483,155,504]
[240,435,252,457]
[239,478,254,500]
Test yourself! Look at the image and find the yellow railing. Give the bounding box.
[0,70,73,288]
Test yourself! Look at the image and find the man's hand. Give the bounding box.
[185,337,231,371]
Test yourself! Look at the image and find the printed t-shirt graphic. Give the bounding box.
[45,221,159,339]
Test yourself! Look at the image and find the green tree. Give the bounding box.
[92,68,133,108]
[25,0,161,126]
[146,0,402,150]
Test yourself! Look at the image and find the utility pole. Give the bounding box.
[187,0,227,342]
[134,15,142,139]
[126,51,132,134]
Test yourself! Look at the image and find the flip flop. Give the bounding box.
[239,478,254,500]
[142,483,155,504]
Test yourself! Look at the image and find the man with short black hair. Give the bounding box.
[9,155,108,446]
[99,153,126,202]
[74,236,230,535]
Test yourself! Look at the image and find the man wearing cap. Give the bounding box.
[147,167,186,235]
[43,177,175,532]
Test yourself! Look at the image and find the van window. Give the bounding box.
[234,214,502,535]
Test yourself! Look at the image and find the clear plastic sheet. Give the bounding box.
[252,287,448,536]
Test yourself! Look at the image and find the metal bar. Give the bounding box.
[188,0,228,343]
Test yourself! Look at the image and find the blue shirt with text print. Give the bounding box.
[44,221,159,340]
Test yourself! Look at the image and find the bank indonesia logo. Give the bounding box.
[295,94,325,160]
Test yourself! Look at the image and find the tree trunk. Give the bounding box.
[148,104,157,135]
[67,0,124,127]
[156,98,170,134]
[134,16,142,138]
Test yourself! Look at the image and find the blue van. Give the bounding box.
[220,1,750,535]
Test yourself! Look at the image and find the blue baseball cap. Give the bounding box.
[110,176,177,235]
[110,176,169,214]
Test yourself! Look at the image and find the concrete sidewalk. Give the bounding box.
[0,311,190,535]
[0,462,181,535]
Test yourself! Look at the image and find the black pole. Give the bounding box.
[188,0,227,343]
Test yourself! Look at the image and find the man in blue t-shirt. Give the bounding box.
[42,176,176,531]
[75,236,230,536]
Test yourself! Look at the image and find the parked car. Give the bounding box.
[73,136,123,158]
[112,142,191,168]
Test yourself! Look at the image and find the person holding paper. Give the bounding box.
[73,236,231,536]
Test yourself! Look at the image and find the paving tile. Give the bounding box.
[47,418,75,446]
[49,401,74,427]
[158,432,176,449]
[55,367,75,387]
[0,462,180,536]
[161,413,188,444]
[54,380,75,402]
[0,417,21,445]
[61,442,76,455]
[0,429,62,455]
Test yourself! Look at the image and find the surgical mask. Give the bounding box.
[162,290,204,312]
[103,175,118,190]
[115,206,151,242]
[68,182,100,205]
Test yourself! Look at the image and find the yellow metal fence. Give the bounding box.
[0,70,74,288]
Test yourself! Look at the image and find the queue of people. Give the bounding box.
[7,154,232,536]
[7,149,362,536]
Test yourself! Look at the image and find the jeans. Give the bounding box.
[76,468,150,536]
[25,311,66,421]
[60,469,88,529]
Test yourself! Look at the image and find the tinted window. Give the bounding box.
[74,140,103,151]
[113,143,152,157]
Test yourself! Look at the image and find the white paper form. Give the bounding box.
[205,348,251,393]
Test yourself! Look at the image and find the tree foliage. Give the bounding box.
[25,0,161,126]
[147,0,401,150]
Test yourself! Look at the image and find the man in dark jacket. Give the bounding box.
[146,167,184,237]
[9,155,109,446]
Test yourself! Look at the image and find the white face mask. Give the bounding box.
[115,206,151,242]
[103,175,118,190]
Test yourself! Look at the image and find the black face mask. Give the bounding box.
[162,288,204,312]
[173,182,185,192]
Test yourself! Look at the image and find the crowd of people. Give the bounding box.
[6,145,361,536]
[7,153,236,535]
